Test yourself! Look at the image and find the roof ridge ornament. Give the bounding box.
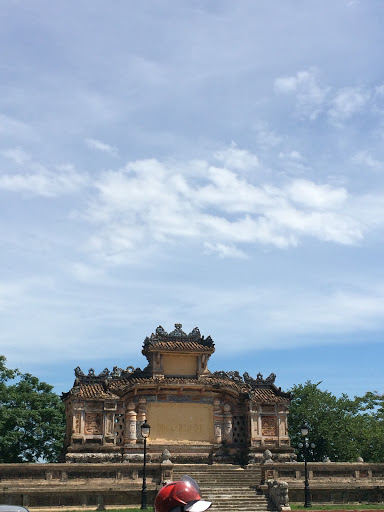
[211,370,277,388]
[169,323,187,337]
[142,324,214,352]
[73,365,151,384]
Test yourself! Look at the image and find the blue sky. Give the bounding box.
[1,1,384,398]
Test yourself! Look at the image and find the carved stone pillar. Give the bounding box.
[72,411,81,434]
[213,399,223,444]
[257,406,262,443]
[105,412,114,436]
[250,408,259,441]
[136,397,147,440]
[125,402,137,445]
[223,403,233,443]
[277,408,289,446]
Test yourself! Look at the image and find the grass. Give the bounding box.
[291,505,384,510]
[39,506,384,512]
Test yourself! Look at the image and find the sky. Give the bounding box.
[1,0,384,399]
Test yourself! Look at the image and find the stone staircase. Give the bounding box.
[173,464,272,512]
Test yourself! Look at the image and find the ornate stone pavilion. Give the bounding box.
[63,324,293,464]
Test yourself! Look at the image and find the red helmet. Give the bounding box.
[154,475,212,512]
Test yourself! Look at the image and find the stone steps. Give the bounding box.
[172,464,269,512]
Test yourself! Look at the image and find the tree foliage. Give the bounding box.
[288,381,384,463]
[0,355,65,462]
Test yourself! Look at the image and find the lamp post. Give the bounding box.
[298,423,315,508]
[140,419,151,510]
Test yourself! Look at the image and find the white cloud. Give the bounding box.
[278,151,304,162]
[274,68,329,119]
[352,151,383,170]
[273,70,379,125]
[85,137,118,157]
[0,164,87,197]
[1,146,30,165]
[214,143,259,171]
[204,242,248,259]
[286,179,348,209]
[252,122,282,149]
[79,149,375,262]
[0,114,35,139]
[328,87,370,125]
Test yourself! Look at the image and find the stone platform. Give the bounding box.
[2,462,384,510]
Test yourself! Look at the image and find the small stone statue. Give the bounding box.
[161,449,172,464]
[268,480,290,511]
[263,449,273,463]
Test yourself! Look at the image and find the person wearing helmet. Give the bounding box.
[154,475,212,512]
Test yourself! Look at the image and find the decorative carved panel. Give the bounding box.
[232,415,246,445]
[74,412,81,433]
[84,413,102,434]
[114,413,125,445]
[261,416,277,436]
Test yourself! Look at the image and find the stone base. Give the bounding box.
[66,443,295,465]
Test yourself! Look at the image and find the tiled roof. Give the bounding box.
[146,341,215,352]
[251,388,289,403]
[68,376,289,403]
[72,383,119,399]
[142,324,215,360]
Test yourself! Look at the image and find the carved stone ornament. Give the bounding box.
[84,413,102,435]
[142,323,215,351]
[262,416,277,436]
[211,370,279,390]
[161,449,172,464]
[73,364,151,384]
[263,449,273,462]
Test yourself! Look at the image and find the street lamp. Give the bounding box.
[140,419,151,510]
[298,422,315,508]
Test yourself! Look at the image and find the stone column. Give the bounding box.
[125,401,137,444]
[105,412,114,436]
[277,411,287,442]
[250,408,259,442]
[257,406,262,443]
[213,399,223,443]
[136,397,147,441]
[223,403,233,443]
[72,411,81,434]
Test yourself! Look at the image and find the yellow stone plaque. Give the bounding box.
[147,402,213,443]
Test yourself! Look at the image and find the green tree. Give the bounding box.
[288,381,384,463]
[0,355,65,462]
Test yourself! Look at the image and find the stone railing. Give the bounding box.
[261,463,384,504]
[261,462,384,483]
[0,462,174,509]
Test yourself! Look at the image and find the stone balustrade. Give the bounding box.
[261,463,384,504]
[0,462,171,509]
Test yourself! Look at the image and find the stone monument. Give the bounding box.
[62,324,293,463]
